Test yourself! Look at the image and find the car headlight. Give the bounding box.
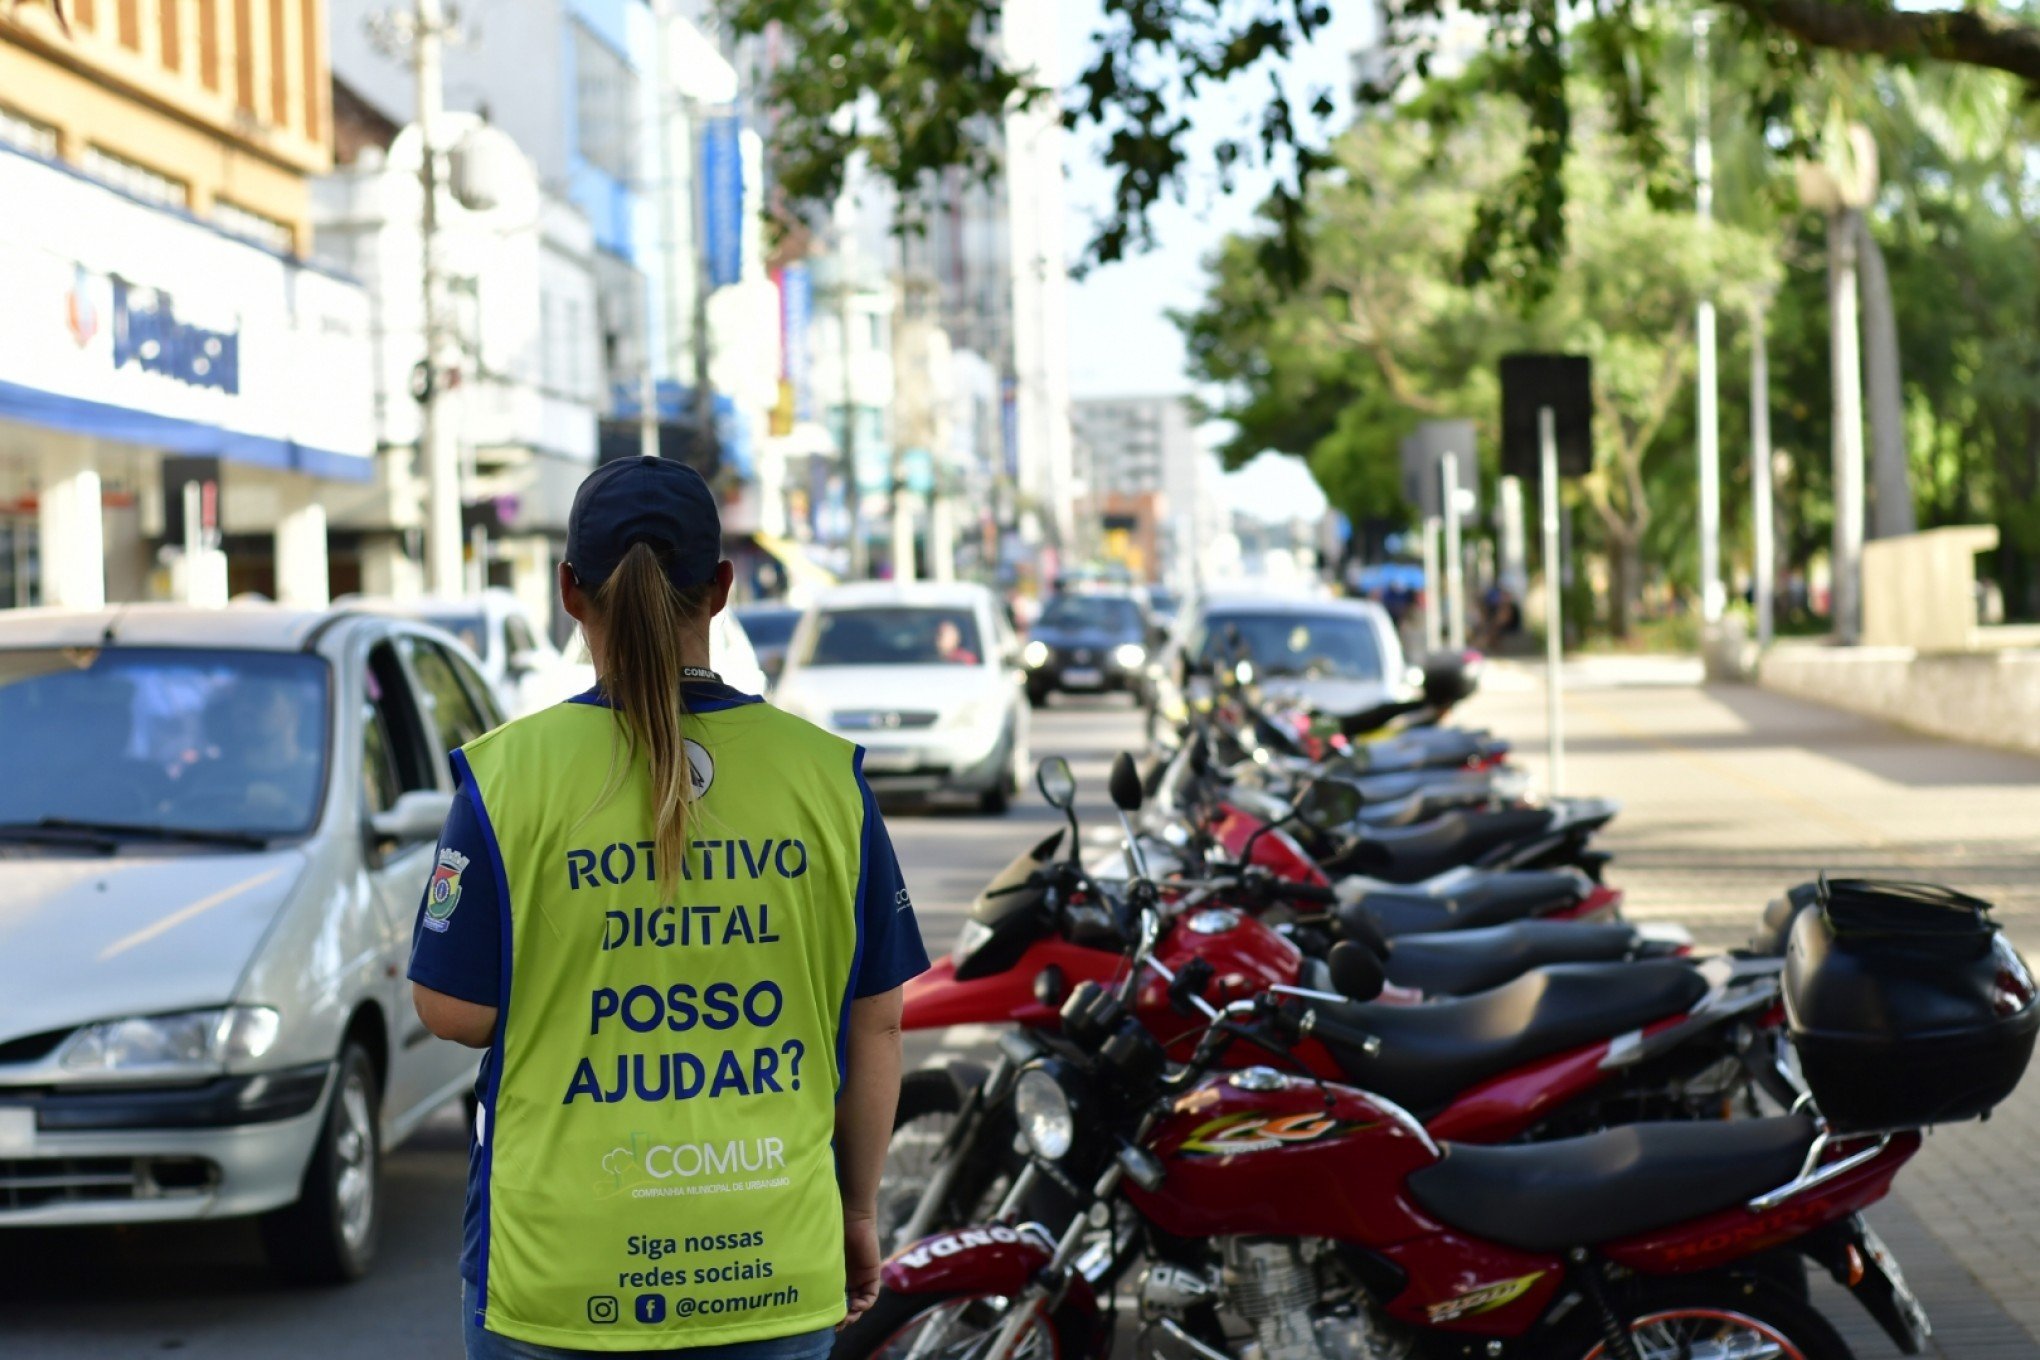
[1014,1067,1074,1161]
[1023,640,1050,669]
[1114,643,1145,669]
[60,1006,282,1078]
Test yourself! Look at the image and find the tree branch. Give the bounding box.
[1718,0,2040,83]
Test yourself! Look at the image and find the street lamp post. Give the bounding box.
[1693,11,1724,625]
[414,0,463,598]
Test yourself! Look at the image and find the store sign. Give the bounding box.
[0,147,374,480]
[114,278,241,394]
[701,116,744,290]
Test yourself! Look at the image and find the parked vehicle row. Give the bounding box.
[857,628,2039,1360]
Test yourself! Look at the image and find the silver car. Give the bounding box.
[0,604,496,1281]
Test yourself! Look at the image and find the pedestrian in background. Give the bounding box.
[410,456,929,1358]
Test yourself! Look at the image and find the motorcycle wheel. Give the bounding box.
[833,1289,1081,1360]
[880,1069,1020,1255]
[1544,1273,1849,1360]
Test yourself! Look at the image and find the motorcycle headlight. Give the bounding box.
[1114,643,1145,669]
[1014,1066,1074,1161]
[1023,640,1050,669]
[59,1006,282,1078]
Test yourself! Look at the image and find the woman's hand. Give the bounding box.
[840,1209,882,1329]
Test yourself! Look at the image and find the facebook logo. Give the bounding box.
[635,1294,667,1324]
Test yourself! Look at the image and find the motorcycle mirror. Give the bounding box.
[1036,755,1077,811]
[1295,778,1364,832]
[1108,752,1144,813]
[1327,940,1387,1003]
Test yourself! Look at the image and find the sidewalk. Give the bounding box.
[1472,658,2040,1357]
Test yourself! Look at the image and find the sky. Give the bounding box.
[1053,2,1376,520]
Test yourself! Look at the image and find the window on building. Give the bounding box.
[81,145,190,209]
[215,199,295,254]
[572,22,638,180]
[0,105,58,159]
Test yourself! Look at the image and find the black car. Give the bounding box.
[735,604,801,687]
[1022,592,1153,705]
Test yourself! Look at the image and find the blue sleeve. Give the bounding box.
[405,783,503,1007]
[853,771,930,997]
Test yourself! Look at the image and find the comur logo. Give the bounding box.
[894,1224,1054,1272]
[1424,1272,1546,1323]
[599,1136,785,1189]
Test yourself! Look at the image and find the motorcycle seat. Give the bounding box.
[1317,960,1710,1116]
[1380,921,1644,997]
[1342,869,1587,938]
[1347,732,1484,775]
[1329,808,1557,884]
[1406,1115,1818,1251]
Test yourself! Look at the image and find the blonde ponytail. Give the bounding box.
[592,542,713,897]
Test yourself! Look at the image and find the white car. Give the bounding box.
[0,604,497,1281]
[343,589,584,715]
[772,582,1030,813]
[559,609,769,699]
[351,589,769,708]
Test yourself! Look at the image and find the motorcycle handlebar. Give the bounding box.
[1296,1003,1383,1058]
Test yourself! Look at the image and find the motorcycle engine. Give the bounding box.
[1215,1238,1414,1360]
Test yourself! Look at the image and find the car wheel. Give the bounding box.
[261,1041,381,1284]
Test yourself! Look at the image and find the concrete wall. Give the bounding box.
[1759,641,2040,758]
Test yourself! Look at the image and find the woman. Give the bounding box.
[409,457,927,1358]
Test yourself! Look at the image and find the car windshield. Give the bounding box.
[0,647,331,839]
[737,609,800,648]
[804,607,984,667]
[422,614,488,658]
[1038,596,1143,634]
[1199,612,1384,682]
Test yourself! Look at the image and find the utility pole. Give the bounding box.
[1750,301,1776,648]
[1693,10,1723,624]
[691,102,716,463]
[1830,210,1866,643]
[415,0,463,597]
[832,242,866,577]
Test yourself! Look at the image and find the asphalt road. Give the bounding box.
[0,698,1149,1359]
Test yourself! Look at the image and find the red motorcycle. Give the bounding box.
[849,872,2039,1360]
[885,761,1779,1251]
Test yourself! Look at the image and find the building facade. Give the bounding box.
[0,2,373,608]
[1071,394,1207,585]
[312,108,603,631]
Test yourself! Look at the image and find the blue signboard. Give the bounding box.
[701,116,744,290]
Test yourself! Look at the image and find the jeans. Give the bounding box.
[463,1280,835,1360]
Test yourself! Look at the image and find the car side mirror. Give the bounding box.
[507,648,544,680]
[1036,755,1077,810]
[370,789,455,846]
[1108,752,1144,813]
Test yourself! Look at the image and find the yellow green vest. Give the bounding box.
[459,696,865,1349]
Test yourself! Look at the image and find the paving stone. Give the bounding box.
[1471,661,2040,1357]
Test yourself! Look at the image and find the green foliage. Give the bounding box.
[1179,68,1773,632]
[722,0,2040,290]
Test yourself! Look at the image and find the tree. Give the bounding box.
[724,0,2040,289]
[1180,74,1776,635]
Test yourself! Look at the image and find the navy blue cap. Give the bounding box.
[564,456,722,593]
